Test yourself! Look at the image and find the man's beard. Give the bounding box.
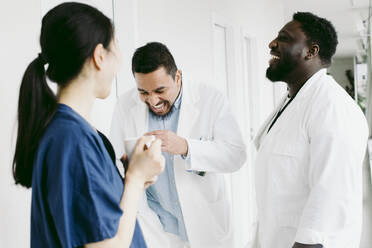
[266,54,298,82]
[147,101,175,118]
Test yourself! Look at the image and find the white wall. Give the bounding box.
[0,0,41,247]
[0,1,116,247]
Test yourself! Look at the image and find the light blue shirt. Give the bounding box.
[146,90,189,241]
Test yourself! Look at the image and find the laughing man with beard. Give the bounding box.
[254,12,369,248]
[110,42,246,248]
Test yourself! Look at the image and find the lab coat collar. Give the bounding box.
[129,98,148,137]
[254,95,287,149]
[176,80,200,137]
[173,86,183,110]
[254,68,327,150]
[293,68,327,101]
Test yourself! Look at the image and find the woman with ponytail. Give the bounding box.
[12,2,164,248]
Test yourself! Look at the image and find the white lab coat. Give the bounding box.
[254,69,369,248]
[110,81,246,248]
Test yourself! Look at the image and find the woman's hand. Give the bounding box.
[85,136,164,248]
[125,136,165,189]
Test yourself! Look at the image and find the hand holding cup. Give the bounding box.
[125,136,165,189]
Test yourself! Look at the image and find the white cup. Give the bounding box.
[124,135,155,160]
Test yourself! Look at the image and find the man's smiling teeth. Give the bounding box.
[153,103,164,110]
[271,55,280,60]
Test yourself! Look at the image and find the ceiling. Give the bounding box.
[282,0,371,58]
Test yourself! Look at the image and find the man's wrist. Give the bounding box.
[182,137,188,156]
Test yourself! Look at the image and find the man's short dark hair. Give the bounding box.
[132,42,178,79]
[293,12,338,65]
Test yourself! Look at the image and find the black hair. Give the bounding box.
[132,42,178,79]
[13,2,114,188]
[293,12,338,65]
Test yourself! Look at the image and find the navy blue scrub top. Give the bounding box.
[31,104,147,248]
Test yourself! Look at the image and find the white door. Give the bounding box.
[241,33,259,247]
[213,23,229,96]
[211,16,234,206]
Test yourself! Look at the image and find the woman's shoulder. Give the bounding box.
[37,106,111,178]
[41,105,99,150]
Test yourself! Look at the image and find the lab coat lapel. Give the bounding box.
[254,69,327,150]
[130,94,148,137]
[254,95,287,150]
[177,82,200,137]
[268,69,326,136]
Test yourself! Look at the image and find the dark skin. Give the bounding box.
[268,20,327,97]
[268,20,326,248]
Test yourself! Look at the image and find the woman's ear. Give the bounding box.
[92,43,105,70]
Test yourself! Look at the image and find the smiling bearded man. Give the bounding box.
[254,12,368,248]
[110,42,246,248]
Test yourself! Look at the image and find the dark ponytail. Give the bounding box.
[13,56,57,188]
[13,2,114,188]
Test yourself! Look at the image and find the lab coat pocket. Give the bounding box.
[275,212,301,246]
[269,140,307,198]
[271,139,302,157]
[205,198,231,239]
[189,197,232,244]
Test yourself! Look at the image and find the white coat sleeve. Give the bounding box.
[295,100,368,245]
[184,96,247,173]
